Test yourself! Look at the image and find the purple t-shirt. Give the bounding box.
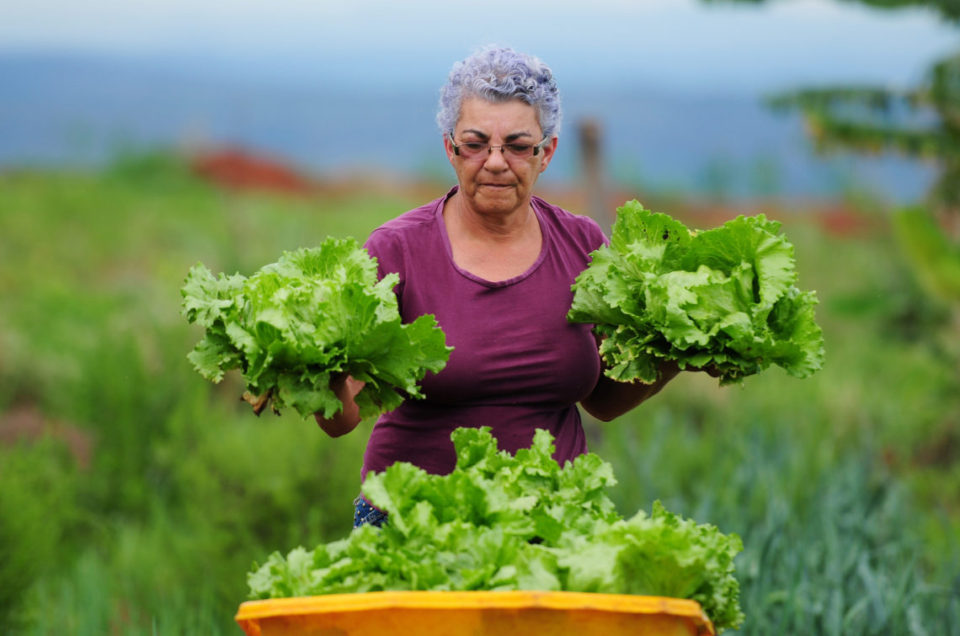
[361,186,607,479]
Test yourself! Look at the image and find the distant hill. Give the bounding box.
[0,52,935,202]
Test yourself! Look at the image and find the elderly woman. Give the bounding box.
[317,46,682,527]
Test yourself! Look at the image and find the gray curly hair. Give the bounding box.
[436,45,562,139]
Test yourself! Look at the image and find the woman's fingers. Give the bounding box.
[335,375,366,398]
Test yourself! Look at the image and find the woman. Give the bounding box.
[317,46,682,527]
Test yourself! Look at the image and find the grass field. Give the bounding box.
[1,151,957,634]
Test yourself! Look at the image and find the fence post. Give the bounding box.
[578,117,611,232]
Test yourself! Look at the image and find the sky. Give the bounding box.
[2,0,958,94]
[2,0,957,200]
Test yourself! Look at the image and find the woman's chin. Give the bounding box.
[473,188,521,213]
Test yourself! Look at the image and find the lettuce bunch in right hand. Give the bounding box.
[181,238,452,418]
[567,200,824,385]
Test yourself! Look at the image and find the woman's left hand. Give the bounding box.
[314,374,366,437]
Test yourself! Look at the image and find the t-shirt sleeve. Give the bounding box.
[573,212,610,253]
[364,227,406,300]
[588,216,610,250]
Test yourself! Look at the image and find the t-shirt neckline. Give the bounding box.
[435,185,549,288]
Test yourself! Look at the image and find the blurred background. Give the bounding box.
[1,0,958,633]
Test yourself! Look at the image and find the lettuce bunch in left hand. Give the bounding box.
[568,200,824,385]
[181,238,451,418]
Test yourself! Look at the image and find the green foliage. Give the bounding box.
[0,154,401,634]
[182,239,451,418]
[22,543,225,635]
[159,394,367,582]
[893,206,960,302]
[0,441,79,630]
[766,86,947,157]
[104,148,199,189]
[0,153,957,635]
[727,0,960,219]
[704,0,960,26]
[595,399,960,635]
[249,427,745,632]
[568,200,824,384]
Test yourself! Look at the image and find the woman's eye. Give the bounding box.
[506,144,533,155]
[463,142,487,152]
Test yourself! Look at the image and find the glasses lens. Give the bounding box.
[459,141,488,157]
[504,143,534,158]
[453,137,545,160]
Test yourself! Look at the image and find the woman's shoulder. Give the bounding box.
[367,189,451,245]
[366,192,446,245]
[532,195,608,250]
[364,190,450,275]
[371,200,440,236]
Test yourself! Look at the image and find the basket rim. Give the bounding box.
[235,590,714,634]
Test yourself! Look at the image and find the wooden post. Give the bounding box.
[578,117,611,231]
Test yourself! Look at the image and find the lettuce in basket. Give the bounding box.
[247,427,744,632]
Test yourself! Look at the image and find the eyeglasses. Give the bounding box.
[449,134,550,160]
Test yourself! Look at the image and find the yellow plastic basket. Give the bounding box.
[235,590,715,636]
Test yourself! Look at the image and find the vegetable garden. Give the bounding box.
[1,151,958,634]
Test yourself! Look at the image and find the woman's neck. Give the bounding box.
[451,192,537,243]
[443,192,543,281]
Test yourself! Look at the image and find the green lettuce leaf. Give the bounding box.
[568,200,824,385]
[247,427,744,632]
[181,238,452,418]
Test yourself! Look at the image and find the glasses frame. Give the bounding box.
[449,133,550,160]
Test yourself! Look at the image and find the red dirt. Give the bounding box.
[190,148,316,195]
[814,204,878,238]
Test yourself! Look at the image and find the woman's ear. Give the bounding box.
[443,133,457,164]
[538,136,559,174]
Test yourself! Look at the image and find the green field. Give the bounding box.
[1,152,958,634]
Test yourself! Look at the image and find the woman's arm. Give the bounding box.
[314,375,366,437]
[580,360,681,422]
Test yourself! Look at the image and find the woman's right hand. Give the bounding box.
[314,374,366,437]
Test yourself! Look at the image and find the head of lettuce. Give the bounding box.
[567,200,824,385]
[180,238,452,419]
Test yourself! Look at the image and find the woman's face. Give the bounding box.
[444,97,557,218]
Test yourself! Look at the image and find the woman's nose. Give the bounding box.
[482,146,510,169]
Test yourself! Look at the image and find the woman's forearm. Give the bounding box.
[580,360,680,422]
